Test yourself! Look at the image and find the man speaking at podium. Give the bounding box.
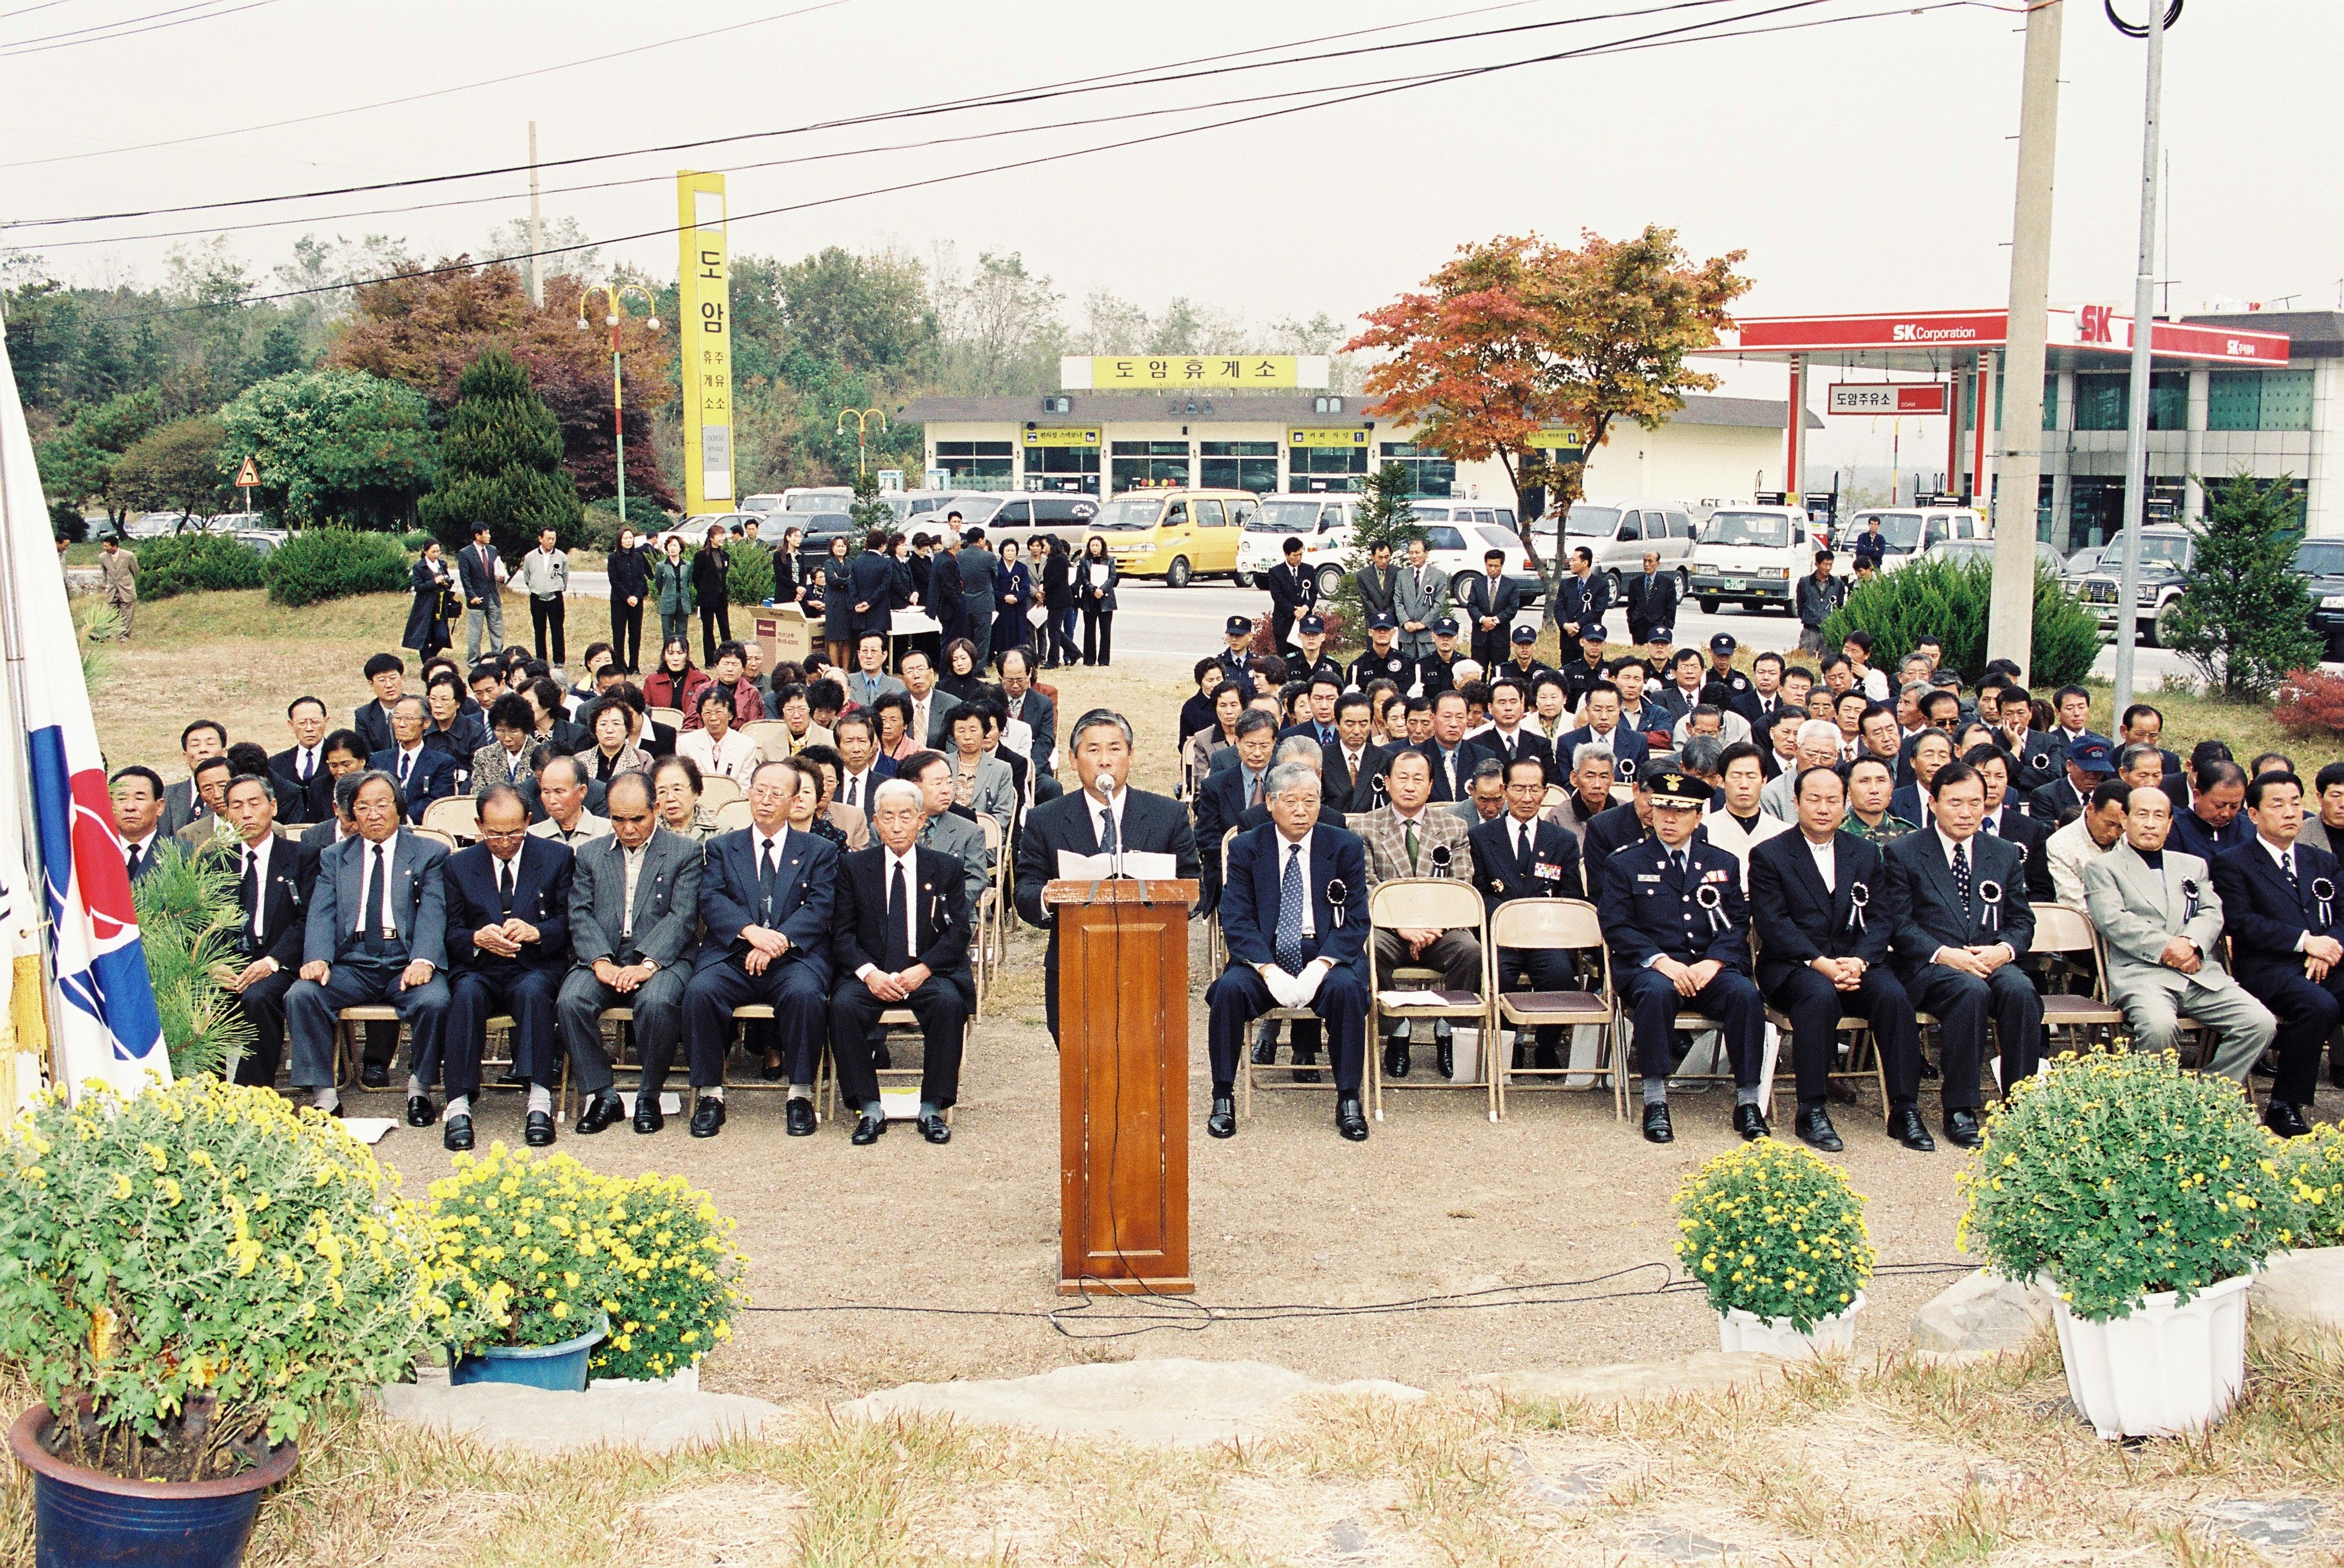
[1015,708,1201,1042]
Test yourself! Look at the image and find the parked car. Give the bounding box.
[2061,544,2109,589]
[2073,526,2194,645]
[2296,538,2344,660]
[1082,489,1261,588]
[234,528,290,556]
[739,493,786,516]
[1686,504,1842,615]
[1235,496,1538,603]
[123,511,192,539]
[1921,538,2068,576]
[781,487,853,515]
[1560,497,1698,598]
[1235,496,1355,591]
[1848,506,1988,574]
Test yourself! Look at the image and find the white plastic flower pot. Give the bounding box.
[590,1361,700,1392]
[2051,1272,2252,1440]
[1716,1291,1864,1358]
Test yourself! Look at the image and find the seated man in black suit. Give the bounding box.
[1597,767,1767,1144]
[1193,709,1277,918]
[1748,764,1930,1154]
[1462,679,1555,785]
[1204,763,1372,1141]
[1323,692,1391,816]
[681,758,839,1139]
[270,695,337,823]
[1014,708,1201,1042]
[439,786,574,1151]
[828,778,974,1146]
[1966,743,2054,903]
[2209,769,2342,1136]
[1469,755,1584,1070]
[1881,760,2043,1148]
[211,772,314,1089]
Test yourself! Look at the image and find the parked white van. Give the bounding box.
[1846,506,1987,573]
[1685,503,1844,615]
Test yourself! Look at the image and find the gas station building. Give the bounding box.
[1704,308,2338,547]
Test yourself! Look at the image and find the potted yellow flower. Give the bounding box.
[1959,1050,2291,1440]
[1674,1140,1874,1356]
[588,1173,750,1391]
[426,1146,620,1391]
[0,1079,487,1568]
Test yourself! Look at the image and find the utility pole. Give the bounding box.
[1988,0,2064,685]
[2110,0,2173,720]
[526,121,545,308]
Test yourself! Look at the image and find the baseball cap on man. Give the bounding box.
[1299,614,1326,636]
[1225,616,1251,637]
[1432,617,1459,636]
[1367,611,1397,630]
[2067,736,2117,775]
[1511,625,1538,644]
[1708,633,1738,654]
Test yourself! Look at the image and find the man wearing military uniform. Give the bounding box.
[1597,768,1769,1145]
[1285,615,1348,690]
[1348,612,1418,695]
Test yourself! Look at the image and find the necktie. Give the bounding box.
[299,748,313,782]
[1098,808,1120,857]
[1404,818,1420,872]
[2285,850,2301,901]
[363,844,389,954]
[1244,772,1259,810]
[1444,750,1457,795]
[397,751,411,787]
[125,842,142,880]
[240,850,260,941]
[844,774,859,810]
[1517,823,1535,876]
[497,857,515,916]
[1670,849,1687,881]
[884,860,911,970]
[1276,844,1306,973]
[1952,840,1973,916]
[758,839,778,924]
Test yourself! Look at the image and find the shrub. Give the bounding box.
[1821,554,2102,687]
[132,531,266,600]
[1326,460,1422,651]
[1673,1140,1873,1332]
[1957,1049,2293,1321]
[2278,1122,2344,1249]
[129,838,248,1079]
[2163,474,2322,701]
[0,1078,490,1477]
[414,345,579,557]
[2272,668,2344,740]
[400,529,436,551]
[50,500,86,542]
[727,540,776,605]
[590,1171,748,1382]
[261,526,411,607]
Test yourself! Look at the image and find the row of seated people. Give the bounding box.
[111,750,1009,1151]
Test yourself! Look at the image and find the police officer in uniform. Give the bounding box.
[1348,612,1418,694]
[1597,767,1768,1144]
[1286,615,1347,689]
[1705,634,1754,704]
[1214,616,1255,679]
[1416,617,1466,698]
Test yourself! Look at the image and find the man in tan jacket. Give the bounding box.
[99,535,137,639]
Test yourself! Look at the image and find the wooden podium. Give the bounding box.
[1045,877,1200,1295]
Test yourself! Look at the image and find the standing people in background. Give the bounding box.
[458,522,503,664]
[1454,549,1523,668]
[691,524,732,665]
[845,530,898,669]
[98,533,137,639]
[516,527,569,670]
[1554,547,1609,643]
[955,529,1001,671]
[403,539,454,659]
[1076,534,1118,666]
[654,534,695,654]
[1266,536,1317,650]
[1040,535,1077,668]
[606,525,651,673]
[1624,550,1676,647]
[773,525,802,608]
[994,538,1033,666]
[1795,550,1841,656]
[1355,540,1400,627]
[1394,536,1447,661]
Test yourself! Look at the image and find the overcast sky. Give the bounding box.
[2,0,2334,469]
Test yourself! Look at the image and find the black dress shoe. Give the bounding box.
[495,1068,528,1088]
[918,1111,952,1144]
[1436,1039,1454,1079]
[633,1100,664,1135]
[758,1056,784,1082]
[2266,1099,2314,1139]
[1889,1106,1937,1152]
[1383,1038,1411,1079]
[2253,1052,2278,1079]
[1290,1046,1321,1084]
[1335,1097,1369,1141]
[405,1094,437,1128]
[1827,1077,1860,1105]
[1733,1102,1771,1141]
[575,1090,625,1135]
[1251,1035,1278,1066]
[1207,1096,1236,1139]
[1944,1108,1984,1148]
[1642,1103,1674,1144]
[359,1062,390,1090]
[690,1098,728,1138]
[524,1110,556,1147]
[872,1043,893,1071]
[441,1114,473,1153]
[1794,1105,1843,1152]
[785,1099,816,1136]
[850,1112,886,1146]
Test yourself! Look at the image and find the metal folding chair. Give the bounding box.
[1365,877,1495,1122]
[420,795,480,843]
[1488,898,1621,1119]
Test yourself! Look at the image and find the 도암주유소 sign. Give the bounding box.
[1827,383,1951,416]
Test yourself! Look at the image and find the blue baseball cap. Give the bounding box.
[2068,736,2116,774]
[1298,614,1326,636]
[1225,615,1252,636]
[1432,616,1459,636]
[1511,625,1538,644]
[1367,611,1397,630]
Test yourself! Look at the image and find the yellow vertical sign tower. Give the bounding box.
[676,171,733,512]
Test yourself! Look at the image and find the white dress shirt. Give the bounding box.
[1805,831,1836,892]
[1087,784,1128,850]
[2260,833,2317,951]
[289,745,319,781]
[240,833,274,946]
[350,835,398,939]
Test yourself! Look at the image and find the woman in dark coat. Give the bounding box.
[772,525,801,606]
[1037,535,1075,669]
[606,525,652,673]
[690,523,731,665]
[403,538,453,658]
[1075,534,1119,667]
[992,545,1032,664]
[847,529,898,659]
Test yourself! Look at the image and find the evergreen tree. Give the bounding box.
[848,466,892,538]
[417,345,580,556]
[2162,473,2322,701]
[1323,461,1424,651]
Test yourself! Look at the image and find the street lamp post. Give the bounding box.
[576,282,661,524]
[2109,0,2179,719]
[835,406,887,478]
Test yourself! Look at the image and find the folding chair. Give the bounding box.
[409,827,460,853]
[1752,930,1889,1115]
[1488,898,1621,1119]
[713,799,754,832]
[697,775,746,815]
[420,795,480,843]
[741,720,794,761]
[973,814,1006,1011]
[1204,825,1239,983]
[1365,877,1495,1122]
[2085,917,2213,1069]
[817,1010,970,1126]
[334,1006,399,1089]
[2031,904,2126,1052]
[645,706,686,733]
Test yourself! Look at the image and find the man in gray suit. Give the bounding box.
[557,771,705,1136]
[904,748,991,915]
[282,771,451,1119]
[1393,537,1448,661]
[2082,785,2275,1081]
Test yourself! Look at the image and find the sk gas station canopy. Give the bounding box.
[1699,307,2293,505]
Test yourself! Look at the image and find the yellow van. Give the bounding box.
[1084,489,1261,588]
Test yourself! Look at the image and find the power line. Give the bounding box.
[0,0,89,20]
[0,0,275,57]
[3,0,1765,227]
[1,0,225,48]
[50,0,1996,323]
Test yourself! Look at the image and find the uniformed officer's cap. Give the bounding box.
[1511,625,1538,644]
[1637,752,1679,788]
[1432,616,1459,636]
[1578,625,1605,643]
[1708,633,1738,654]
[1367,611,1397,630]
[1299,614,1326,635]
[1225,615,1252,636]
[1649,771,1710,806]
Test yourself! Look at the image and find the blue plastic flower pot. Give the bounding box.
[448,1315,608,1392]
[10,1405,298,1568]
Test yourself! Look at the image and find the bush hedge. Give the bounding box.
[133,532,265,600]
[1820,555,2101,688]
[726,542,775,606]
[262,527,412,607]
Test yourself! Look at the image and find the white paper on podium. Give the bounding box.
[1055,850,1179,881]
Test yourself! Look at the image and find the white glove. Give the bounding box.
[1292,957,1331,1005]
[1261,966,1304,1009]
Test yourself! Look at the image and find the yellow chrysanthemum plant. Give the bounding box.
[1956,1049,2293,1322]
[1673,1139,1875,1334]
[425,1148,746,1382]
[0,1079,500,1479]
[2276,1120,2344,1250]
